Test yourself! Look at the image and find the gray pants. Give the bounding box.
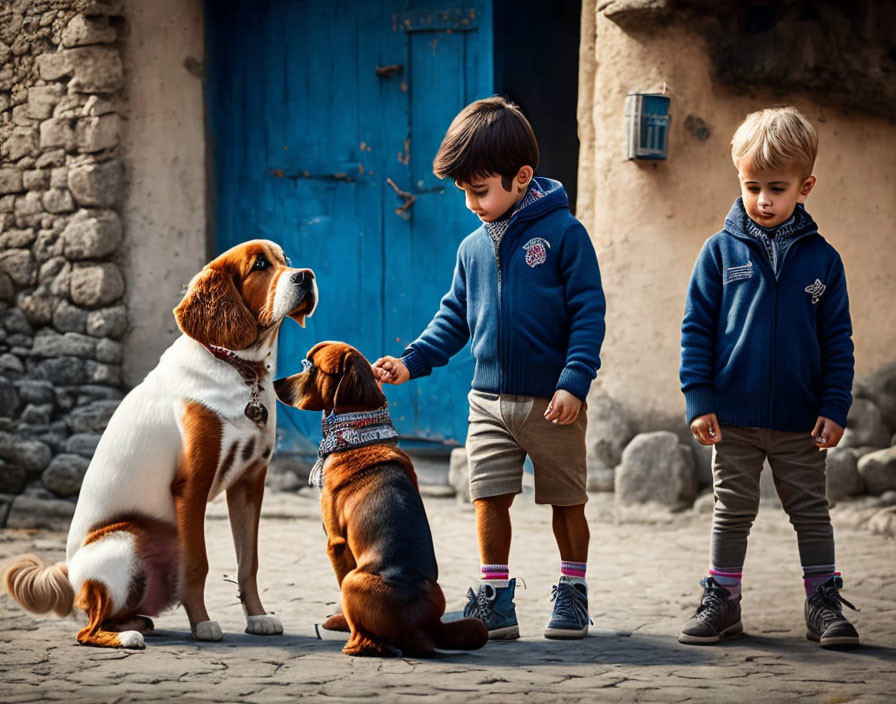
[711,425,834,570]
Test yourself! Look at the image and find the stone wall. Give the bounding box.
[0,0,127,528]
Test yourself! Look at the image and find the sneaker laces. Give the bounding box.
[809,577,859,629]
[695,578,730,622]
[550,582,588,623]
[464,584,494,621]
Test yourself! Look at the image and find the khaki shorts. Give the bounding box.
[465,390,588,506]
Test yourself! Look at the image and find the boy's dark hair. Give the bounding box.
[432,96,539,191]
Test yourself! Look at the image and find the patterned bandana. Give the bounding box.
[484,180,546,244]
[309,405,399,488]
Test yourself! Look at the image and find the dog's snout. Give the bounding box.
[291,269,314,287]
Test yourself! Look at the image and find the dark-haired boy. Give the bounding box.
[374,97,606,640]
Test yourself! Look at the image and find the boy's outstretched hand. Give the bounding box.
[811,416,844,450]
[691,413,722,445]
[372,356,410,385]
[544,389,582,425]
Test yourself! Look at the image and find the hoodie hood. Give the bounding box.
[723,197,818,242]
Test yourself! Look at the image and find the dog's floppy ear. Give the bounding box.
[174,267,258,349]
[274,374,325,411]
[334,353,386,411]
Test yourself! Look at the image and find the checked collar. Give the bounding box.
[201,342,271,427]
[309,405,399,488]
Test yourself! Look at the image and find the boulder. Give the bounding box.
[825,447,865,501]
[587,466,615,492]
[67,159,124,207]
[0,458,27,494]
[857,447,896,495]
[86,305,127,338]
[42,453,91,497]
[615,431,697,509]
[840,398,890,449]
[449,446,470,503]
[61,209,122,260]
[585,391,636,472]
[66,399,120,434]
[6,494,75,531]
[65,433,101,459]
[70,262,125,307]
[866,362,896,432]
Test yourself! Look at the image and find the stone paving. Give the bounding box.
[1,487,894,703]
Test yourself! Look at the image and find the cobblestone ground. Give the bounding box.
[1,488,894,703]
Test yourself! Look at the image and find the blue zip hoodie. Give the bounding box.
[680,198,854,432]
[401,178,606,401]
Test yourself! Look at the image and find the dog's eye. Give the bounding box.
[301,358,314,373]
[253,255,270,271]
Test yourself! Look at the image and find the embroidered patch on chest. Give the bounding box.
[724,261,753,284]
[805,279,826,304]
[522,237,551,268]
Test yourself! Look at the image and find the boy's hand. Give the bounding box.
[372,356,410,385]
[691,413,722,445]
[811,416,844,450]
[544,390,582,425]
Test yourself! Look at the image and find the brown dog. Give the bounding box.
[274,341,488,657]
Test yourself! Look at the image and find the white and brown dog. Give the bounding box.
[3,240,316,649]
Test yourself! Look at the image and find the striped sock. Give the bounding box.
[709,566,742,599]
[560,561,587,585]
[803,565,837,595]
[481,564,510,586]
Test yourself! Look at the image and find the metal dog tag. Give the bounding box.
[245,402,268,427]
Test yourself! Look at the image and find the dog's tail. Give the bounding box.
[3,554,74,617]
[434,617,489,651]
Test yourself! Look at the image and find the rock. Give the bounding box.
[32,330,97,359]
[0,272,14,303]
[615,432,697,509]
[0,434,52,475]
[39,46,123,94]
[881,490,896,507]
[76,384,125,403]
[868,506,896,538]
[95,338,122,363]
[36,356,87,386]
[35,149,65,169]
[14,380,55,405]
[866,362,896,432]
[585,391,636,472]
[27,84,64,120]
[0,248,37,287]
[587,466,615,492]
[449,446,470,502]
[42,453,91,497]
[857,447,896,495]
[0,377,20,416]
[85,360,121,385]
[6,494,75,531]
[70,262,125,307]
[0,457,27,493]
[22,169,49,191]
[21,403,53,426]
[61,14,117,48]
[53,300,88,333]
[39,116,76,151]
[841,398,890,449]
[61,209,122,260]
[0,492,12,527]
[42,188,75,213]
[50,167,68,188]
[0,353,25,374]
[66,399,120,434]
[0,228,36,248]
[68,160,124,207]
[76,114,120,153]
[7,128,38,160]
[0,167,24,194]
[2,308,32,335]
[825,446,865,501]
[16,287,54,325]
[692,490,715,514]
[65,433,101,459]
[86,305,127,338]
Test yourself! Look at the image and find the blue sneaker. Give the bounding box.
[463,578,520,639]
[544,576,590,639]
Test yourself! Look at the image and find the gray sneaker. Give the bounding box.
[463,578,520,640]
[544,576,590,639]
[805,575,860,648]
[678,577,743,645]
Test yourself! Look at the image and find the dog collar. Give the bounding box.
[310,405,399,487]
[201,343,271,427]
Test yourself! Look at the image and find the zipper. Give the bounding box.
[492,235,504,391]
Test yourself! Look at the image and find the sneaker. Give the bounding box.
[805,575,860,648]
[544,576,590,639]
[463,578,520,639]
[678,577,743,645]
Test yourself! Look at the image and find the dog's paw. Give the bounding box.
[245,614,283,636]
[322,612,350,632]
[117,630,145,649]
[193,620,223,641]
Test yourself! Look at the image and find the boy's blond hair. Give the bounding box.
[731,106,818,178]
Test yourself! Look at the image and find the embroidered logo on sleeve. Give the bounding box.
[724,260,753,284]
[522,238,550,268]
[805,279,826,304]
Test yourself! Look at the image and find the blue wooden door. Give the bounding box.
[207,1,493,456]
